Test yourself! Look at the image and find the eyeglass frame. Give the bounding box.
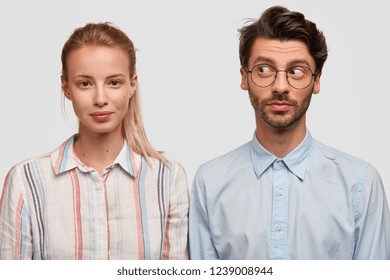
[244,64,318,90]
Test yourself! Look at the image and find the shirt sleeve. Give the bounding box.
[0,165,33,259]
[189,167,219,259]
[353,165,390,259]
[162,162,189,260]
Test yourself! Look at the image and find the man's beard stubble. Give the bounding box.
[248,87,313,129]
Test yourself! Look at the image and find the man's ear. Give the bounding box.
[312,72,321,95]
[240,67,249,90]
[61,75,71,100]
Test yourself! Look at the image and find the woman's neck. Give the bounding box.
[73,130,124,174]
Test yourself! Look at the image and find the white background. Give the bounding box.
[0,0,389,205]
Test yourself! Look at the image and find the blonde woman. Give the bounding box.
[0,23,189,260]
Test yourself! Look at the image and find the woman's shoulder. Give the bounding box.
[142,153,187,181]
[144,153,184,170]
[2,152,52,191]
[8,153,51,172]
[6,136,75,179]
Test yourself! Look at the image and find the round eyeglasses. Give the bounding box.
[245,64,317,90]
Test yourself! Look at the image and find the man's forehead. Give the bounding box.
[249,38,315,67]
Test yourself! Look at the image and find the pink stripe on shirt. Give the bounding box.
[14,194,24,259]
[70,170,82,260]
[163,204,172,260]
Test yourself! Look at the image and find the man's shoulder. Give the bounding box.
[311,139,382,182]
[312,139,370,168]
[196,141,252,176]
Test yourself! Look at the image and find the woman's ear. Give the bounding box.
[61,75,72,100]
[129,73,138,98]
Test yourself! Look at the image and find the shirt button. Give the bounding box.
[276,224,283,231]
[278,160,284,166]
[278,189,284,196]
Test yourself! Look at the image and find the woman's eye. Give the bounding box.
[79,81,91,87]
[109,80,121,87]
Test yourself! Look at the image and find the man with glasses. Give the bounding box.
[189,5,390,259]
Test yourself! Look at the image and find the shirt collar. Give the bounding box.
[250,130,313,180]
[114,140,137,176]
[51,134,136,177]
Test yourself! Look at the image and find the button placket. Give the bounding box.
[271,158,289,259]
[89,170,109,258]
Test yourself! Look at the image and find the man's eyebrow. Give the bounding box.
[286,59,311,68]
[251,56,276,66]
[250,57,312,69]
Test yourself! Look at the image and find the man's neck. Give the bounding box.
[255,121,307,158]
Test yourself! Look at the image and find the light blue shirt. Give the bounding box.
[189,131,390,259]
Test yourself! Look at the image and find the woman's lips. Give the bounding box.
[90,111,113,122]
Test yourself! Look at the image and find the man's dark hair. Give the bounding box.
[239,6,328,73]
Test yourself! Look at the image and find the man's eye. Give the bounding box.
[255,65,274,76]
[288,68,305,78]
[259,65,271,73]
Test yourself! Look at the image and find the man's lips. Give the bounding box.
[268,101,292,111]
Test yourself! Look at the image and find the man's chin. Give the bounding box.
[262,114,297,129]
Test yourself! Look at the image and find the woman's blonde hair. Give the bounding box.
[61,22,167,164]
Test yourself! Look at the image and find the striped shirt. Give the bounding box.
[0,135,189,260]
